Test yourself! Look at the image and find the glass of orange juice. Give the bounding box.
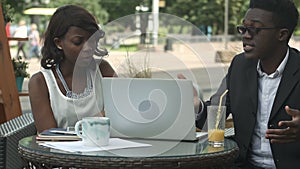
[207,105,226,147]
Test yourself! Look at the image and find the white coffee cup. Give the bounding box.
[75,117,110,146]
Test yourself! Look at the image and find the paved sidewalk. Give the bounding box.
[12,41,234,114]
[13,39,300,114]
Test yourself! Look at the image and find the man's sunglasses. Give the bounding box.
[236,25,279,35]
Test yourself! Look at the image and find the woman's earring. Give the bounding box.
[57,46,62,50]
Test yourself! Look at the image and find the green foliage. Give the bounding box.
[165,0,249,35]
[4,0,300,36]
[12,57,30,78]
[101,0,142,24]
[109,44,138,52]
[47,0,109,24]
[1,0,15,23]
[2,0,31,24]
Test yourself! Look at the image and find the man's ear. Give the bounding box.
[278,28,289,42]
[54,38,62,50]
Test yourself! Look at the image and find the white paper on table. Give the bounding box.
[39,138,152,152]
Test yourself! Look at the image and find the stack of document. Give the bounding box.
[36,128,152,152]
[39,138,152,152]
[36,128,81,141]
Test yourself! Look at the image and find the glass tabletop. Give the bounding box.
[19,136,237,158]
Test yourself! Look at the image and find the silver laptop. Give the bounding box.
[102,78,198,141]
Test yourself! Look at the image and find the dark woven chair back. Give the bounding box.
[0,113,36,169]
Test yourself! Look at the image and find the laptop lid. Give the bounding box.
[102,78,197,141]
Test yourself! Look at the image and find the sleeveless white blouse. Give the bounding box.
[41,67,104,128]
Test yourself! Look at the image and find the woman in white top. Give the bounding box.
[29,5,116,133]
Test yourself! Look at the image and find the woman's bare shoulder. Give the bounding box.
[28,71,48,92]
[29,71,44,84]
[99,59,117,77]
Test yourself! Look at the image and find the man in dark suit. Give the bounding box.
[196,0,300,168]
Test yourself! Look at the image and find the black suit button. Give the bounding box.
[269,124,275,129]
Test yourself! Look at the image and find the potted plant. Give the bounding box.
[125,53,152,78]
[12,57,30,92]
[123,48,152,78]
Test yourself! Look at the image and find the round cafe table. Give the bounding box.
[18,136,238,169]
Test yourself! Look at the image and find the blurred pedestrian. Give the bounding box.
[5,22,10,37]
[14,20,28,59]
[28,23,40,59]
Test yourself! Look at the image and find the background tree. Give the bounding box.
[165,0,249,35]
[3,0,300,36]
[102,0,144,23]
[47,0,109,24]
[293,0,300,35]
[3,0,27,23]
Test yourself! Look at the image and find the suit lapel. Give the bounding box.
[246,61,258,116]
[270,49,300,120]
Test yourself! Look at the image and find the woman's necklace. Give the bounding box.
[55,64,93,99]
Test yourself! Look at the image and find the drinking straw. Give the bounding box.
[215,89,229,129]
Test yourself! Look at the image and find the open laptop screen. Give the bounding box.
[102,78,196,141]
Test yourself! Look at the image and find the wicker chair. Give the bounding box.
[0,113,36,169]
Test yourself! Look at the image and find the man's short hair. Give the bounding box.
[249,0,299,38]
